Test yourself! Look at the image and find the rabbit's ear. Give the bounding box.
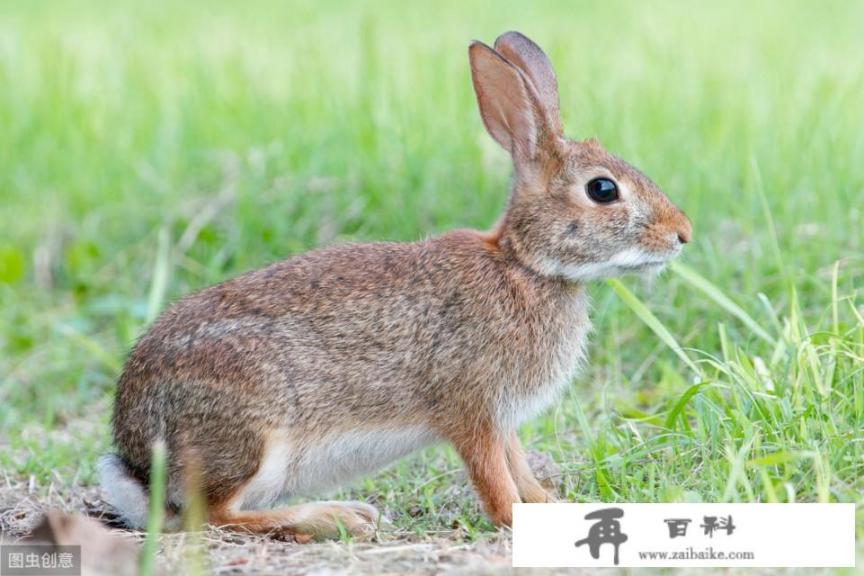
[493,31,562,135]
[469,41,550,163]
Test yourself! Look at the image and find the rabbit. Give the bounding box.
[99,31,691,540]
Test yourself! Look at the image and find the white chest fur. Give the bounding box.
[496,295,591,429]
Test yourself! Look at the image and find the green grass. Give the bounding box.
[0,0,862,545]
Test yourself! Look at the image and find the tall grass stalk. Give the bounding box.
[139,440,167,576]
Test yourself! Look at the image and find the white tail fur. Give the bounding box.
[98,453,150,529]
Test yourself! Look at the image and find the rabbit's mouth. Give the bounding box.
[620,261,666,272]
[549,247,679,282]
[617,261,668,278]
[607,246,681,278]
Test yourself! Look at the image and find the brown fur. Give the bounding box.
[103,31,691,538]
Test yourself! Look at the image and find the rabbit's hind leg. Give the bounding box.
[207,432,383,541]
[209,500,382,541]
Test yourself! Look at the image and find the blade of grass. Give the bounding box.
[140,440,167,576]
[664,382,707,431]
[607,278,702,377]
[831,261,840,335]
[670,261,776,345]
[146,228,171,323]
[749,156,790,288]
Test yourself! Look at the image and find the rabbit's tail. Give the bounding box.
[98,453,151,529]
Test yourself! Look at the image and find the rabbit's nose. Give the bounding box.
[675,213,692,244]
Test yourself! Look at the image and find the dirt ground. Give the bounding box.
[0,478,850,575]
[0,478,555,575]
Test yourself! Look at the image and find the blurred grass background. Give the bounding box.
[0,0,862,538]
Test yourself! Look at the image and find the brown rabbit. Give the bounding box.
[100,31,691,540]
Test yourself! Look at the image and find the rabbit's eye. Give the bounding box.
[585,178,619,204]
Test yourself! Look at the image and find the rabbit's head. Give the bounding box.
[470,32,691,281]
